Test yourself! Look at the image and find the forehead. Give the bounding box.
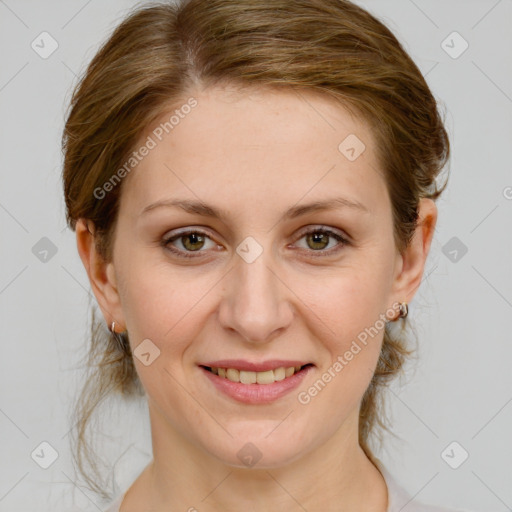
[120,85,389,220]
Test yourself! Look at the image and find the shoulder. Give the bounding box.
[397,503,470,512]
[104,492,125,512]
[372,457,472,512]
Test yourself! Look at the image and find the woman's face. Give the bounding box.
[90,85,432,469]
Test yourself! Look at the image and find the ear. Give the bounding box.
[390,198,438,311]
[75,218,126,331]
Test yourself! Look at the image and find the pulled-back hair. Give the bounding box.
[62,0,449,498]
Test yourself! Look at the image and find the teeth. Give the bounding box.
[256,370,274,384]
[226,368,239,382]
[240,370,256,384]
[273,367,285,381]
[285,366,295,378]
[210,365,304,384]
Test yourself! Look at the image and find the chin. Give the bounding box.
[204,433,308,470]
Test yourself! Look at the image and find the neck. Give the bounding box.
[124,403,388,512]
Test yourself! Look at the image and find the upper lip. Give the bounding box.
[199,360,312,372]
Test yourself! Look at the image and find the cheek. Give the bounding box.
[118,269,207,406]
[303,266,389,342]
[117,261,206,349]
[293,266,388,403]
[300,274,385,409]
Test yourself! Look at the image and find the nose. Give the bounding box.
[217,250,293,344]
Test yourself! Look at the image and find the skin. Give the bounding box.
[76,84,437,511]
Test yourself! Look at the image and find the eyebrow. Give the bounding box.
[140,196,370,221]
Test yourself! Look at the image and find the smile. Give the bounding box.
[203,364,312,385]
[199,363,315,404]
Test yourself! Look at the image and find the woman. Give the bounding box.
[62,0,468,510]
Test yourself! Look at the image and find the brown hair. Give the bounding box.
[62,0,449,498]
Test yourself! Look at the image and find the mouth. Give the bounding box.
[199,363,314,385]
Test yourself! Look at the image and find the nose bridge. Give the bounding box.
[218,244,291,343]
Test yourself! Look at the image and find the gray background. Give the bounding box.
[1,0,511,510]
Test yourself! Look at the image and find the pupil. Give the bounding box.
[185,233,204,250]
[309,232,328,250]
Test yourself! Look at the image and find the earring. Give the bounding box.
[397,301,408,319]
[110,321,129,354]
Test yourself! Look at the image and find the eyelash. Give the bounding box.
[161,227,350,259]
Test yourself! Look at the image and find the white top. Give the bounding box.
[104,457,469,512]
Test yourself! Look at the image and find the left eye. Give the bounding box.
[294,228,349,254]
[161,227,349,259]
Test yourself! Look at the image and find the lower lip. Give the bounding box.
[200,365,314,404]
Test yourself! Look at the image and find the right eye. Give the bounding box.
[161,229,219,258]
